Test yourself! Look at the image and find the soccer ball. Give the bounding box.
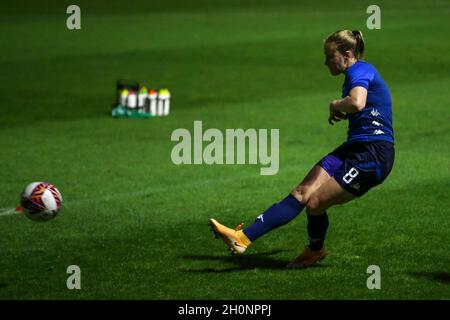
[20,182,62,222]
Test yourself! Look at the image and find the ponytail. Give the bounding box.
[352,30,365,59]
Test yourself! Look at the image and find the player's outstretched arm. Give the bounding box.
[332,86,368,113]
[328,86,367,125]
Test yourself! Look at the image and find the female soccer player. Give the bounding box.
[209,30,395,268]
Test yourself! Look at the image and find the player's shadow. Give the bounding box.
[183,249,327,273]
[408,272,450,284]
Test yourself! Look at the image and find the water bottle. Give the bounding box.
[148,89,158,116]
[127,90,137,110]
[138,86,148,114]
[158,89,170,116]
[120,89,128,106]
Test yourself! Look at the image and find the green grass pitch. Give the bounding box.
[0,0,449,299]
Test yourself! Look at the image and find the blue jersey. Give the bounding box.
[342,60,394,144]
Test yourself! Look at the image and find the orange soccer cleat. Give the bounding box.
[209,218,252,255]
[287,245,328,269]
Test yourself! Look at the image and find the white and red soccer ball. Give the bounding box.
[20,182,62,222]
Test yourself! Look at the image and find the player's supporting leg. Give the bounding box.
[209,166,330,255]
[288,177,354,268]
[307,211,329,251]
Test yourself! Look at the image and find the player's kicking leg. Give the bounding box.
[209,165,330,255]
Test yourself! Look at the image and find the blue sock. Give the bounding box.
[243,194,305,242]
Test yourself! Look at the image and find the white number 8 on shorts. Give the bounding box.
[343,167,359,184]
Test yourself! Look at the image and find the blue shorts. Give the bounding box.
[317,141,395,197]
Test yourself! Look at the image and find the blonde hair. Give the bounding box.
[325,30,365,60]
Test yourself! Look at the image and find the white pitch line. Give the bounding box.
[0,164,309,212]
[0,208,20,217]
[66,164,309,206]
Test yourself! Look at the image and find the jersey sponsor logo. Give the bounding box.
[372,120,381,126]
[374,129,384,135]
[371,109,381,117]
[352,183,361,191]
